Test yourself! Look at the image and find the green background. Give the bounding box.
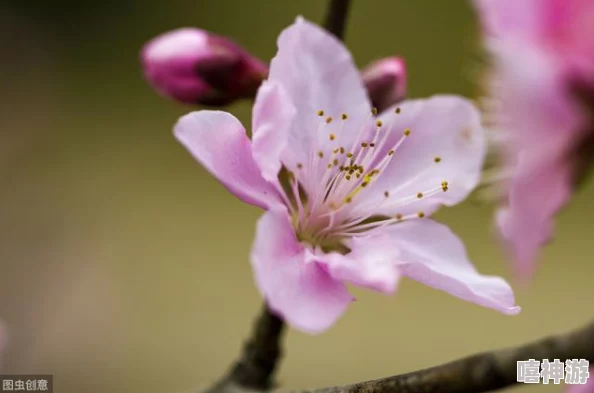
[0,1,592,392]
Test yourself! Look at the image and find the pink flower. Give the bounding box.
[566,372,594,393]
[362,57,407,112]
[141,28,267,105]
[474,0,594,276]
[174,17,519,333]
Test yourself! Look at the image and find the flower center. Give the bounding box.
[275,106,449,251]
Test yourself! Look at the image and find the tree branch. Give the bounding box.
[204,305,285,393]
[323,0,353,40]
[289,319,594,393]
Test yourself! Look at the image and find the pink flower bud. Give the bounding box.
[362,57,407,112]
[141,28,268,106]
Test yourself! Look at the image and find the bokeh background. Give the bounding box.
[0,1,592,392]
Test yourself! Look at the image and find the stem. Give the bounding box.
[323,0,353,40]
[227,305,286,390]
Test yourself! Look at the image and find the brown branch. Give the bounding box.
[203,305,285,393]
[289,319,594,393]
[323,0,353,40]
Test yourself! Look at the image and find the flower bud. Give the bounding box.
[141,28,268,106]
[362,57,407,112]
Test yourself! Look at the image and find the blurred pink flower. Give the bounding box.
[362,57,407,112]
[141,28,267,105]
[566,372,594,393]
[174,17,519,334]
[474,0,594,277]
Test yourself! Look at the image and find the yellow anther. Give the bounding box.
[329,133,336,140]
[361,181,369,187]
[361,142,368,147]
[434,156,442,163]
[372,107,378,115]
[346,175,352,180]
[396,213,403,221]
[341,113,348,120]
[441,181,449,192]
[417,192,424,199]
[346,152,354,158]
[388,149,395,156]
[358,167,364,174]
[333,148,339,154]
[339,147,345,154]
[333,158,339,166]
[317,110,324,116]
[404,128,411,136]
[395,107,401,114]
[417,212,425,218]
[345,197,352,203]
[327,163,333,169]
[325,116,333,124]
[376,120,383,127]
[318,151,324,158]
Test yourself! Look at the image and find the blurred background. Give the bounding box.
[0,1,592,392]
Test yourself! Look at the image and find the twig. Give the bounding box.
[227,305,285,390]
[323,0,353,40]
[203,305,285,393]
[289,319,594,393]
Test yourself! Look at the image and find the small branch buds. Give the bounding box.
[141,28,268,106]
[362,57,407,112]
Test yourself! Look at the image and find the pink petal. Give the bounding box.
[473,0,545,41]
[267,17,372,169]
[489,45,585,274]
[496,155,573,277]
[251,80,296,182]
[250,206,353,334]
[353,96,486,218]
[566,371,594,393]
[174,111,280,209]
[384,220,520,314]
[322,235,402,294]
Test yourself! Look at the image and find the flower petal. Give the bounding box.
[174,110,279,209]
[322,236,401,294]
[252,80,296,182]
[473,0,545,40]
[496,154,573,277]
[250,206,353,334]
[488,45,585,274]
[383,220,519,314]
[352,96,486,218]
[267,17,372,169]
